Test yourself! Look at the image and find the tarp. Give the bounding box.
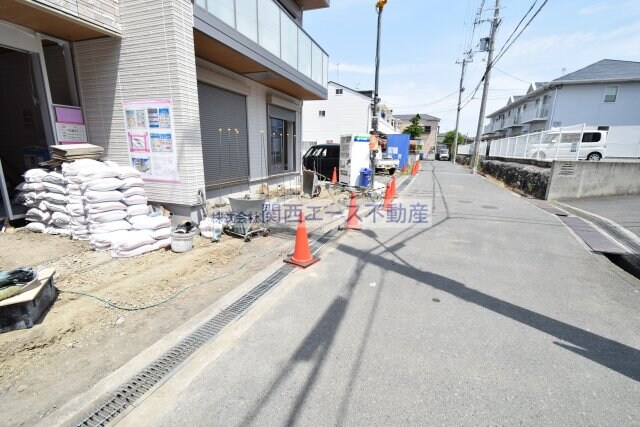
[386,134,410,170]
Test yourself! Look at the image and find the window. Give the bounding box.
[604,86,618,103]
[423,126,431,133]
[318,110,326,117]
[597,126,610,131]
[582,132,602,143]
[268,105,297,174]
[335,88,343,95]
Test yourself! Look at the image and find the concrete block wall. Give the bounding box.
[546,161,640,200]
[33,0,120,33]
[73,0,205,207]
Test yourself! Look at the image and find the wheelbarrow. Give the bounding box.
[223,195,270,242]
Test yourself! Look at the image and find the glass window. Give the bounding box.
[311,43,322,85]
[236,0,258,42]
[604,86,618,103]
[318,110,325,117]
[280,10,298,68]
[322,53,329,88]
[582,132,602,143]
[270,118,285,173]
[207,0,235,28]
[258,0,280,57]
[41,40,78,106]
[335,88,343,95]
[297,29,312,78]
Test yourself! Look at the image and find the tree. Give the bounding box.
[402,114,423,139]
[443,130,466,145]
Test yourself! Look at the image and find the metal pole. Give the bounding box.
[452,56,471,164]
[370,6,383,189]
[471,0,500,174]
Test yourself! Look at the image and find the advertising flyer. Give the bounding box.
[54,105,88,144]
[122,100,179,182]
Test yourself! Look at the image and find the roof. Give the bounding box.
[327,81,373,100]
[554,59,640,82]
[394,113,441,122]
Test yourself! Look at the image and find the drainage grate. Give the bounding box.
[72,228,340,427]
[396,175,414,193]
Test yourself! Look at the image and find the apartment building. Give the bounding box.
[394,113,440,153]
[0,0,329,221]
[483,60,640,158]
[301,81,398,144]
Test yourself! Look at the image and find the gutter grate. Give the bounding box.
[396,175,414,193]
[71,228,339,427]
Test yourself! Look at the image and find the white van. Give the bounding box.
[527,130,606,161]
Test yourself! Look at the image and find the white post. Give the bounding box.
[512,137,518,157]
[524,134,530,158]
[536,132,542,160]
[554,128,563,160]
[576,123,585,160]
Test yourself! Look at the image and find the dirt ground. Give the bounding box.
[0,188,351,427]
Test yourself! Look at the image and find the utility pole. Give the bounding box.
[370,0,387,189]
[471,0,500,174]
[451,53,472,164]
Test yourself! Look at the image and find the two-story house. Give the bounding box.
[395,113,441,153]
[483,60,640,158]
[0,0,329,222]
[301,81,398,144]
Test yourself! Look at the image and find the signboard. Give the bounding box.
[54,105,87,144]
[122,100,179,182]
[387,134,410,169]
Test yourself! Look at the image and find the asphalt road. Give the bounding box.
[127,161,640,426]
[560,195,640,239]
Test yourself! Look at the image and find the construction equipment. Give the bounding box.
[223,196,269,242]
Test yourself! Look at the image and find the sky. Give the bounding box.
[304,0,640,136]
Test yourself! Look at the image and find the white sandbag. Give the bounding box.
[16,182,45,192]
[67,188,83,197]
[89,220,132,233]
[153,238,171,249]
[26,222,46,233]
[130,215,171,230]
[44,192,67,203]
[90,230,130,250]
[12,191,29,204]
[42,172,66,185]
[121,186,146,197]
[199,217,214,238]
[119,177,145,189]
[150,227,171,240]
[78,167,120,181]
[51,212,71,226]
[43,201,68,214]
[84,190,123,203]
[67,204,85,216]
[70,215,88,225]
[111,230,156,251]
[72,233,91,241]
[30,191,47,200]
[88,210,128,223]
[123,195,147,206]
[111,243,156,258]
[85,201,127,214]
[42,181,67,194]
[116,166,141,179]
[82,177,124,192]
[67,195,84,204]
[24,169,48,183]
[127,204,149,217]
[26,208,51,223]
[63,159,105,176]
[23,198,36,207]
[37,201,48,211]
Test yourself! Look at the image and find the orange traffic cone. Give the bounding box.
[390,176,397,198]
[284,211,320,268]
[410,163,417,176]
[331,167,337,184]
[342,192,363,230]
[401,163,407,174]
[416,161,420,172]
[381,182,393,211]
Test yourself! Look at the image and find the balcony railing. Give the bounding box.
[194,0,328,88]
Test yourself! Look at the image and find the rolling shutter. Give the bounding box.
[268,104,296,122]
[198,82,249,186]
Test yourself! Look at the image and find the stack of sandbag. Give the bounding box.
[62,160,103,240]
[79,167,131,237]
[15,169,48,233]
[111,215,172,257]
[41,171,70,235]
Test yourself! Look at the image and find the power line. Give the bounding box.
[494,67,529,83]
[492,0,538,62]
[388,90,459,108]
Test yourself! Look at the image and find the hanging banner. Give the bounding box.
[122,100,179,182]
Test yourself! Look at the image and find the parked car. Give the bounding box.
[436,147,450,161]
[527,131,606,161]
[302,144,340,180]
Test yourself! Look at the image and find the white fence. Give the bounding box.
[456,142,488,156]
[488,125,588,161]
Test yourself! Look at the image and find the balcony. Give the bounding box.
[193,0,328,100]
[520,104,550,123]
[293,0,330,10]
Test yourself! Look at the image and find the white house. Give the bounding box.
[302,82,398,144]
[483,60,640,158]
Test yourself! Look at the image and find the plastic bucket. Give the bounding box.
[359,168,372,187]
[171,230,195,253]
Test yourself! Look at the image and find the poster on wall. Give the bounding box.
[122,100,179,182]
[54,105,88,144]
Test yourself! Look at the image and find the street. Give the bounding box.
[118,161,640,426]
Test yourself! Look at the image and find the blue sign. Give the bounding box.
[354,136,371,142]
[386,134,410,169]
